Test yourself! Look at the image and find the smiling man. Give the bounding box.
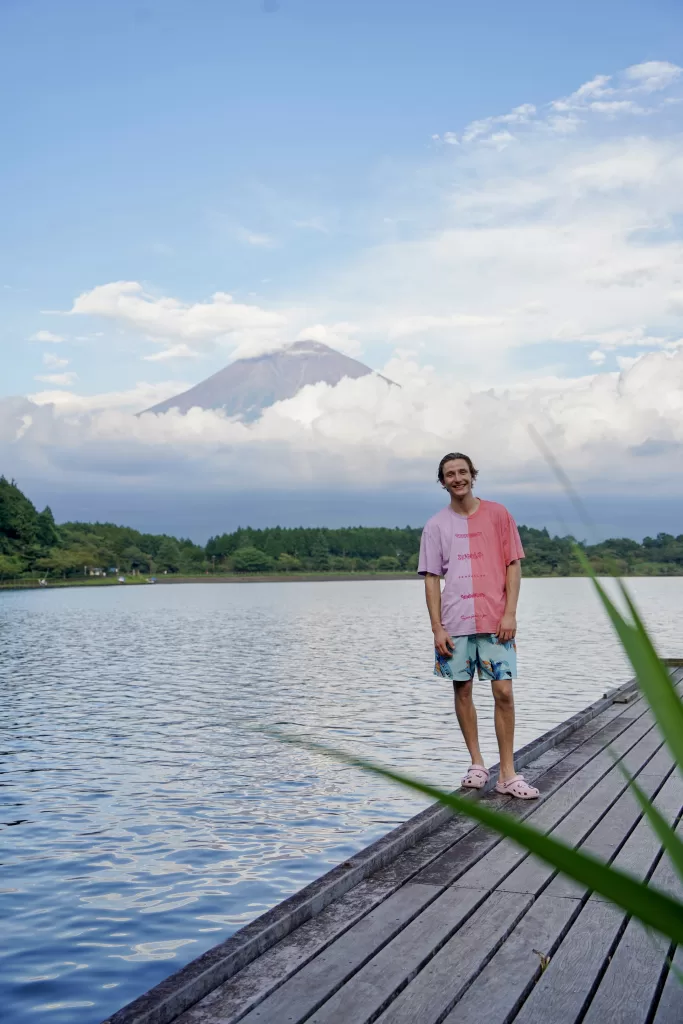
[418,452,539,799]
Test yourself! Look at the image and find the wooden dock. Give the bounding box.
[106,667,683,1024]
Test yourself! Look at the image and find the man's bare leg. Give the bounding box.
[453,680,485,766]
[492,678,516,782]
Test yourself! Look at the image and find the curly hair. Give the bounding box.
[437,452,479,485]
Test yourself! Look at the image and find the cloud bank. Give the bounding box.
[4,348,683,500]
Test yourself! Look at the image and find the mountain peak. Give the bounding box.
[143,340,393,420]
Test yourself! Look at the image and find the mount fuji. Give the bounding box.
[143,340,394,421]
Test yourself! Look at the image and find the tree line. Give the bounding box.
[1,475,682,579]
[0,477,205,579]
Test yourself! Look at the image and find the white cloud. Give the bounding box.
[296,323,363,358]
[388,314,505,339]
[616,354,643,371]
[68,281,287,358]
[235,227,278,248]
[15,414,32,441]
[42,353,69,369]
[293,217,329,233]
[460,104,537,145]
[624,60,682,92]
[34,372,78,386]
[142,344,200,362]
[315,67,683,383]
[433,61,682,148]
[28,380,192,414]
[29,330,64,343]
[588,350,607,365]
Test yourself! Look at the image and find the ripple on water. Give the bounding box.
[1,577,682,1023]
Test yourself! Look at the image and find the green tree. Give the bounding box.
[329,555,354,571]
[232,547,275,573]
[376,555,401,571]
[156,538,181,573]
[122,545,149,573]
[277,552,302,572]
[36,506,60,549]
[0,553,26,578]
[310,533,330,571]
[0,476,39,552]
[178,543,205,574]
[34,548,93,578]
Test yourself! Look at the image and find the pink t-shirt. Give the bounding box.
[418,499,525,637]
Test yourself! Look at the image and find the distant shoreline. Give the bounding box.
[1,570,681,592]
[0,573,419,590]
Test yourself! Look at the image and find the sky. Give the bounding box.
[2,0,683,540]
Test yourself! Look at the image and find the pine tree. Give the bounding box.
[36,506,60,549]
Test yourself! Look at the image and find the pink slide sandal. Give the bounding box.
[495,775,540,799]
[462,765,489,789]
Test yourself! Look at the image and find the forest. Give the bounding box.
[1,476,682,579]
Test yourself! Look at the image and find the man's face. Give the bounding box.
[442,459,473,498]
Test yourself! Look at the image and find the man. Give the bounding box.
[418,452,539,799]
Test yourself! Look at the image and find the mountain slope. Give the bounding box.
[143,340,392,420]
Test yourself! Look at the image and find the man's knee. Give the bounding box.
[454,679,474,702]
[492,679,514,707]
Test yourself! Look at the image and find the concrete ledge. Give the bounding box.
[103,677,640,1024]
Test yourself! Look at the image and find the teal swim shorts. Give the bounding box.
[434,633,517,681]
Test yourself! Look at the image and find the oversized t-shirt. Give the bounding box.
[418,500,525,637]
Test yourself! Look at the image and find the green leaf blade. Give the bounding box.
[613,758,683,883]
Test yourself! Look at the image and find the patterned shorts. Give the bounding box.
[434,633,517,681]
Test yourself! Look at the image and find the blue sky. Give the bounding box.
[2,0,683,537]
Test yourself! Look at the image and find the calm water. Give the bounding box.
[1,577,682,1024]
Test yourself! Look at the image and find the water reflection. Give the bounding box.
[1,578,681,1023]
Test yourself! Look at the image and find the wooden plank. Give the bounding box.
[585,814,683,1021]
[370,892,533,1024]
[581,919,670,1024]
[544,746,674,899]
[262,886,489,1024]
[590,768,683,902]
[445,717,659,892]
[511,901,625,1024]
[440,894,580,1024]
[502,742,671,897]
[174,697,648,1024]
[230,882,443,1024]
[653,945,683,1023]
[512,770,683,1024]
[176,882,439,1024]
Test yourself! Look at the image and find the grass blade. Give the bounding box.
[573,547,683,769]
[613,758,683,883]
[617,579,683,758]
[274,731,683,944]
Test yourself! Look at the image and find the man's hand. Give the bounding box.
[433,626,454,656]
[496,613,517,644]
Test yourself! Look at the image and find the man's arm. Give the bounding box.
[425,573,454,655]
[497,559,521,642]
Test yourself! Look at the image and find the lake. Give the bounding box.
[1,577,682,1024]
